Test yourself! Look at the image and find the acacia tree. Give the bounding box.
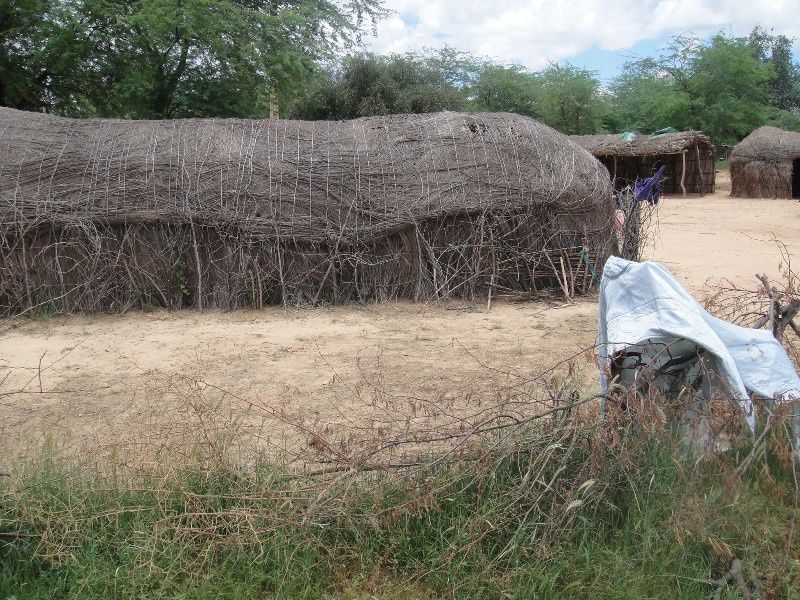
[244,0,386,117]
[287,52,467,119]
[610,58,691,133]
[748,26,800,111]
[538,63,608,134]
[469,63,541,116]
[689,34,773,144]
[611,33,775,143]
[2,0,385,118]
[0,0,55,109]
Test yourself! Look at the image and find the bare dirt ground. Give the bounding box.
[645,171,800,293]
[2,169,799,464]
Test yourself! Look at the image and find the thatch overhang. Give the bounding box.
[571,131,716,195]
[572,131,714,158]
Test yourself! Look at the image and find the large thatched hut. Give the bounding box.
[0,108,615,315]
[572,131,716,195]
[730,126,800,198]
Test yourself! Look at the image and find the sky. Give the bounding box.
[365,0,800,81]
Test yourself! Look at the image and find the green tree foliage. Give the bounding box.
[469,63,540,116]
[1,0,385,118]
[611,32,778,144]
[0,0,60,110]
[689,34,773,144]
[610,59,691,133]
[537,63,608,134]
[291,52,609,135]
[748,26,800,111]
[287,52,468,119]
[70,0,262,118]
[747,26,800,132]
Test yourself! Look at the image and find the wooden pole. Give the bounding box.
[680,151,687,196]
[190,220,203,311]
[696,145,705,196]
[612,156,617,189]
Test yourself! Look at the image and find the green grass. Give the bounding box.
[0,432,797,599]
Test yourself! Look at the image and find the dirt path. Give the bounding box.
[2,171,799,462]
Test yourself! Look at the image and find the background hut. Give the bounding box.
[572,131,716,195]
[0,109,615,315]
[730,126,800,198]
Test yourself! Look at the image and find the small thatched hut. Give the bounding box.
[0,109,615,315]
[730,126,800,198]
[572,131,716,195]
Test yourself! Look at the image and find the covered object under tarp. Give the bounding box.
[572,131,716,195]
[599,256,800,435]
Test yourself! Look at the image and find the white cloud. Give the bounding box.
[365,0,800,69]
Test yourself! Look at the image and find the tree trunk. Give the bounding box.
[151,37,191,118]
[269,89,280,119]
[0,46,8,106]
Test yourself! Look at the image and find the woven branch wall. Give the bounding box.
[0,109,615,314]
[596,152,715,195]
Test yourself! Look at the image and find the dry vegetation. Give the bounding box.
[2,177,800,598]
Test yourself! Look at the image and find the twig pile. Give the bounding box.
[705,243,800,366]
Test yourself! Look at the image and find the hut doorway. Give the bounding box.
[792,159,800,198]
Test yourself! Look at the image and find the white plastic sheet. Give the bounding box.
[598,256,800,431]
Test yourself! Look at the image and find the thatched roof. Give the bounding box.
[0,108,611,244]
[730,126,800,164]
[571,131,713,157]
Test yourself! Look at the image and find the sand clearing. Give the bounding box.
[647,172,800,293]
[2,172,799,460]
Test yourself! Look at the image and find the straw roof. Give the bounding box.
[571,131,713,157]
[730,126,800,164]
[0,108,611,243]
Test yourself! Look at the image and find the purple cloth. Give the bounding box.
[635,165,666,204]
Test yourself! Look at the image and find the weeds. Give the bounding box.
[2,261,800,598]
[0,385,798,599]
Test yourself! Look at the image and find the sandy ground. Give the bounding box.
[2,170,799,463]
[646,171,800,293]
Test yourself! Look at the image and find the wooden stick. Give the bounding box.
[190,220,203,311]
[544,252,570,301]
[486,270,495,312]
[696,144,705,196]
[612,155,617,189]
[559,256,572,302]
[20,225,33,310]
[681,151,687,196]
